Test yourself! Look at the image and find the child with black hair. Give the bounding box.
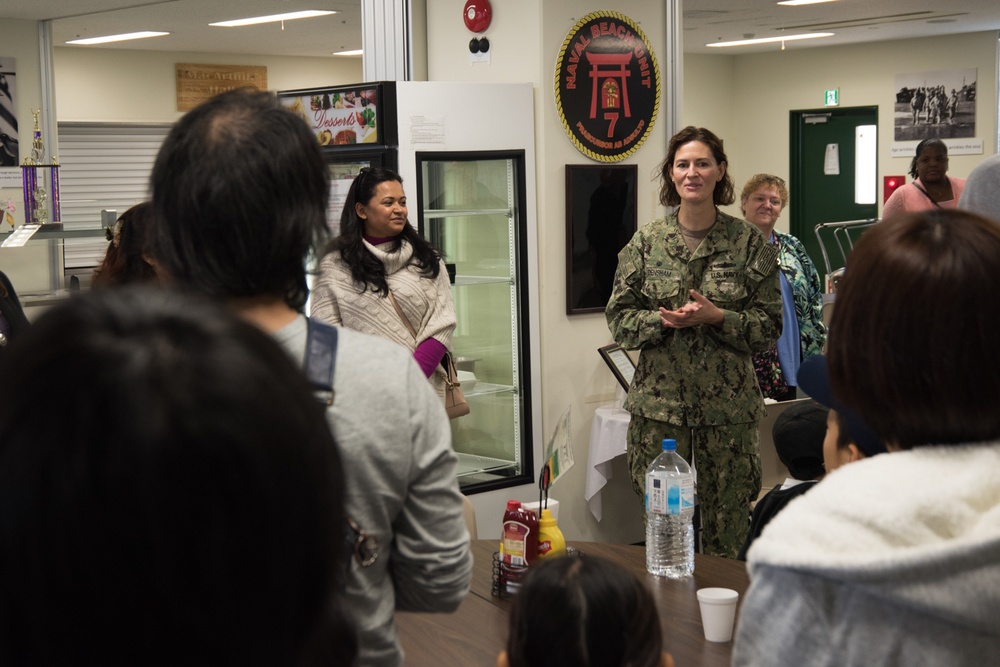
[499,555,674,667]
[737,401,828,561]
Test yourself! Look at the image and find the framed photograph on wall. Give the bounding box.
[565,164,637,314]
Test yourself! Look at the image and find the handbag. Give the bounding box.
[388,291,470,419]
[440,351,471,419]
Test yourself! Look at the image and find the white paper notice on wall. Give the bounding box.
[824,143,840,175]
[409,115,446,145]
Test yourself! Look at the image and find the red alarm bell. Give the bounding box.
[463,0,492,34]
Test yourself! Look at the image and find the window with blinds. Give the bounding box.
[57,122,170,273]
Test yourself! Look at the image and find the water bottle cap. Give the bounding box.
[662,438,677,451]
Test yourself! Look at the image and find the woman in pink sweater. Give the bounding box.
[882,138,965,220]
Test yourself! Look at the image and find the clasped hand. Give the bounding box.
[659,289,724,328]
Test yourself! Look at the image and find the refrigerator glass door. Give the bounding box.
[417,150,533,494]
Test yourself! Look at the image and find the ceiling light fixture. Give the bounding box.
[777,0,839,6]
[67,31,170,45]
[707,32,834,48]
[333,49,364,56]
[210,11,335,28]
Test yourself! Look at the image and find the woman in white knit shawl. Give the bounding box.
[311,167,456,402]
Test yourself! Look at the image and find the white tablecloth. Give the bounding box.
[584,406,631,521]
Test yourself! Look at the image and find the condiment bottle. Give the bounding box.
[501,500,538,567]
[536,508,566,559]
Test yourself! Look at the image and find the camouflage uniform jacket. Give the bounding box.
[606,210,782,426]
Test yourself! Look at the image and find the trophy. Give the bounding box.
[21,109,61,225]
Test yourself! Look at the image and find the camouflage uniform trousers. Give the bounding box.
[627,413,761,559]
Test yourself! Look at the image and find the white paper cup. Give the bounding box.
[697,587,739,643]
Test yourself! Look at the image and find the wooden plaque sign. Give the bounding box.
[176,64,268,111]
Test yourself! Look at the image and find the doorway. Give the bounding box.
[789,106,878,283]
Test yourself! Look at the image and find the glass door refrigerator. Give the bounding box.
[416,150,532,495]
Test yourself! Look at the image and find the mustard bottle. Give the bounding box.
[536,508,566,559]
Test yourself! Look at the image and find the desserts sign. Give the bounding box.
[554,11,661,162]
[280,86,380,146]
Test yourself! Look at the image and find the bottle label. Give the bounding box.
[538,539,552,556]
[646,472,694,515]
[502,521,530,566]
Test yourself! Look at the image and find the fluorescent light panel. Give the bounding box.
[67,31,169,45]
[210,10,335,27]
[707,32,834,48]
[333,49,363,56]
[777,0,839,5]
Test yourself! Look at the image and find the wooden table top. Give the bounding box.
[397,539,750,666]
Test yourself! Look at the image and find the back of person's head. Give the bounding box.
[501,555,670,667]
[149,87,329,310]
[0,286,353,666]
[959,153,1000,223]
[828,209,1000,449]
[92,202,157,287]
[772,401,828,480]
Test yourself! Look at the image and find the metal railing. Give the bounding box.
[813,219,880,278]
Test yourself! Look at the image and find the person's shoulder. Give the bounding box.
[721,210,762,240]
[775,231,811,256]
[638,217,670,235]
[316,248,349,271]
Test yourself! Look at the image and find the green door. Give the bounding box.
[789,106,878,285]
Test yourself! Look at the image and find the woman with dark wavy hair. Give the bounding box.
[92,202,158,287]
[311,167,456,403]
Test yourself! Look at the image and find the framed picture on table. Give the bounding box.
[565,164,637,314]
[598,343,636,392]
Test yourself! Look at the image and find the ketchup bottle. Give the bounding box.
[501,500,538,568]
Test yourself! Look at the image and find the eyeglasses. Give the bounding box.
[345,515,379,568]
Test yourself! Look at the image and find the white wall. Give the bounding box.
[53,47,362,122]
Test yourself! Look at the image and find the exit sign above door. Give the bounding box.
[824,89,840,107]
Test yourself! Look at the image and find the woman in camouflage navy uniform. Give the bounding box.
[606,127,782,559]
[741,174,826,401]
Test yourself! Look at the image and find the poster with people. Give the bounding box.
[894,68,976,142]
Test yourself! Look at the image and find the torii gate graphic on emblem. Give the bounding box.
[585,52,633,137]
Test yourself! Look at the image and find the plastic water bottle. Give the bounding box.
[645,439,695,578]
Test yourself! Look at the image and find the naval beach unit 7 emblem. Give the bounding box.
[554,11,661,162]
